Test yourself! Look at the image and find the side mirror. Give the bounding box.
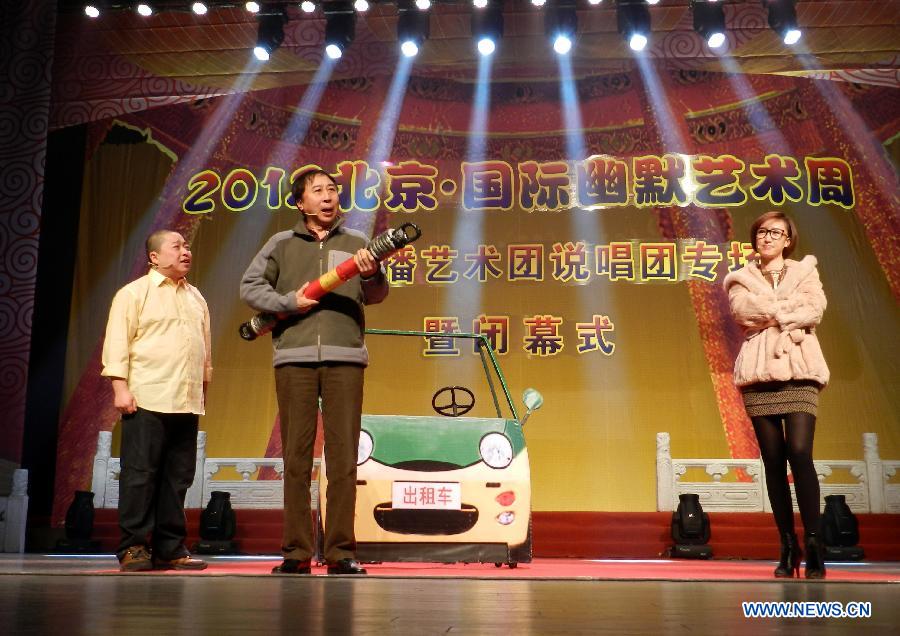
[520,388,544,427]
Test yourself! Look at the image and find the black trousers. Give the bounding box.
[117,408,199,561]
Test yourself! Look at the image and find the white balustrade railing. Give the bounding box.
[91,431,319,510]
[0,462,28,553]
[657,431,899,513]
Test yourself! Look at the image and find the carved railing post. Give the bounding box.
[91,431,112,508]
[656,432,673,511]
[185,431,207,509]
[864,432,884,513]
[2,469,29,553]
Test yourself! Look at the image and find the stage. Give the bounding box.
[1,555,898,634]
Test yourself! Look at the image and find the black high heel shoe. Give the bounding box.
[804,532,826,579]
[774,532,801,578]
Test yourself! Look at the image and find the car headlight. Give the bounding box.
[479,433,513,469]
[357,430,373,465]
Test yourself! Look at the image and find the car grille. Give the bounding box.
[373,504,479,535]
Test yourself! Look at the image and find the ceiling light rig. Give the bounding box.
[324,1,356,60]
[765,0,802,45]
[545,0,578,56]
[617,0,651,52]
[253,5,288,61]
[472,0,504,57]
[692,0,727,50]
[397,0,430,58]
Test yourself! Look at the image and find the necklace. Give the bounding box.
[762,265,787,289]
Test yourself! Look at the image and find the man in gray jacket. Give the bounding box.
[240,169,388,575]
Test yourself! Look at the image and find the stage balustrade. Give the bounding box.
[90,431,319,510]
[0,463,28,553]
[89,430,898,515]
[656,432,900,513]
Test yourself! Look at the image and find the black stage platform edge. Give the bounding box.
[75,509,900,560]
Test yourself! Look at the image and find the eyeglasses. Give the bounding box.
[756,227,789,240]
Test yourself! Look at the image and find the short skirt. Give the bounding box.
[741,380,821,418]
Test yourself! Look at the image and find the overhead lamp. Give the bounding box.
[246,1,261,13]
[398,0,430,58]
[300,1,316,13]
[617,0,651,52]
[531,0,547,6]
[473,0,488,7]
[587,0,602,4]
[136,3,153,16]
[191,2,208,15]
[546,0,577,56]
[692,0,726,49]
[324,2,356,60]
[254,6,288,62]
[764,0,801,45]
[84,2,103,17]
[415,0,431,9]
[354,0,369,11]
[472,0,503,56]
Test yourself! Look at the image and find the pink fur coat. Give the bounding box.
[723,255,830,387]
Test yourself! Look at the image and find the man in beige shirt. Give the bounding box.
[102,229,212,572]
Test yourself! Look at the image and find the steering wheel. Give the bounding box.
[431,386,475,417]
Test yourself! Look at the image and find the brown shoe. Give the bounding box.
[120,546,153,572]
[154,555,208,570]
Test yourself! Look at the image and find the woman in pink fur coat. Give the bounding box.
[723,211,829,579]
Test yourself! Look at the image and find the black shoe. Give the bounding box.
[327,558,367,575]
[804,532,826,580]
[774,532,801,578]
[272,559,311,574]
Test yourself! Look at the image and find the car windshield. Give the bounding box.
[362,329,518,421]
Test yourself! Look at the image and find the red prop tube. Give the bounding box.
[303,256,361,300]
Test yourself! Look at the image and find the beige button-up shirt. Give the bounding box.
[101,268,212,414]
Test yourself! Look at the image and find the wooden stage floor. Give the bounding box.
[1,555,898,634]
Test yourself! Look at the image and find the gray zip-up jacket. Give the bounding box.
[240,218,389,367]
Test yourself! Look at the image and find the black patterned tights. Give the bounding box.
[752,413,821,535]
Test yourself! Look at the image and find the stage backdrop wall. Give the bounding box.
[53,68,900,520]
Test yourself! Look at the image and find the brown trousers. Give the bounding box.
[274,362,364,563]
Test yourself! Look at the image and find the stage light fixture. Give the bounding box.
[531,0,547,7]
[300,1,316,13]
[136,3,153,16]
[473,0,488,7]
[398,0,429,58]
[546,1,577,56]
[415,0,431,10]
[354,0,369,11]
[692,0,726,49]
[191,1,208,15]
[84,3,101,17]
[587,0,602,5]
[324,2,356,60]
[472,0,503,56]
[254,6,288,62]
[246,1,260,13]
[765,0,801,45]
[646,0,659,4]
[617,0,651,51]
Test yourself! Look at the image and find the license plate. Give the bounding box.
[392,481,461,510]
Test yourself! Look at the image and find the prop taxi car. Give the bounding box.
[319,330,543,567]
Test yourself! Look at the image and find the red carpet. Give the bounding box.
[89,509,900,560]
